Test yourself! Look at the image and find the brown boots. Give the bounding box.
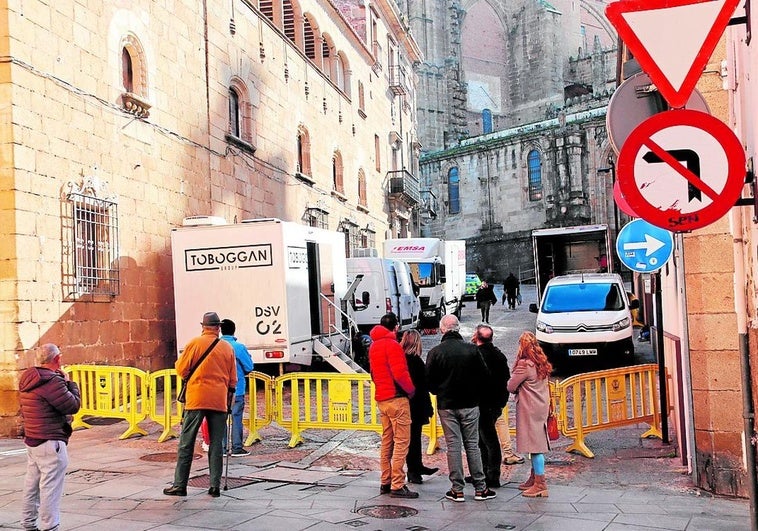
[517,469,534,490]
[521,474,548,497]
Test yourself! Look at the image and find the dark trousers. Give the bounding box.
[478,406,502,483]
[479,301,493,322]
[406,420,424,474]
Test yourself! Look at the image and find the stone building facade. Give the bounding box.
[0,0,421,436]
[403,0,618,281]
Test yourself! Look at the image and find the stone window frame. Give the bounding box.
[119,33,151,118]
[296,125,314,184]
[226,77,255,152]
[63,177,120,300]
[331,150,346,198]
[357,168,368,211]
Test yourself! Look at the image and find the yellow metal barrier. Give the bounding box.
[555,363,662,458]
[422,395,444,455]
[245,372,275,446]
[147,369,184,442]
[67,364,148,440]
[274,372,443,452]
[276,372,380,447]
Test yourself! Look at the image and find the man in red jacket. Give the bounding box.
[368,313,417,499]
[20,343,81,531]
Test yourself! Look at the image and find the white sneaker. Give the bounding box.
[201,442,209,452]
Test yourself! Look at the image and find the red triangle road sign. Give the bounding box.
[606,0,742,109]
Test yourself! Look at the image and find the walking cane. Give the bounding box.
[224,390,233,491]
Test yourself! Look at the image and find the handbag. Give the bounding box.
[176,338,220,404]
[547,397,559,441]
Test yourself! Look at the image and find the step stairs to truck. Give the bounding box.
[313,337,366,374]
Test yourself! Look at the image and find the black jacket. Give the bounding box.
[477,342,510,409]
[426,331,488,410]
[475,285,497,304]
[406,354,434,424]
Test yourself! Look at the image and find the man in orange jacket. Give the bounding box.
[164,311,236,498]
[369,313,417,499]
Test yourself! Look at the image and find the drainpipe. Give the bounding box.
[676,233,696,475]
[731,208,757,529]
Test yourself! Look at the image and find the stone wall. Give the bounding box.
[0,0,420,436]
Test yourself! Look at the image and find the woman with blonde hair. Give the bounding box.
[400,330,438,484]
[507,331,553,497]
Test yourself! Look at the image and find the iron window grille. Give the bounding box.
[64,179,119,298]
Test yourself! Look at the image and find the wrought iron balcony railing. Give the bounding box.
[387,169,420,206]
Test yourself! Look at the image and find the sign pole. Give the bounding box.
[654,271,670,444]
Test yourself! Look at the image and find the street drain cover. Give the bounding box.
[356,505,419,519]
[140,452,201,462]
[187,474,258,489]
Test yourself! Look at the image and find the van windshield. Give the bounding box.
[542,283,624,313]
[408,262,435,287]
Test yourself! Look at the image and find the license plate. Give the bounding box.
[568,348,597,357]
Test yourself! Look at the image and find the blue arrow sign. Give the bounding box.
[615,219,674,273]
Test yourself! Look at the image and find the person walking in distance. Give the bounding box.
[20,343,81,531]
[426,315,496,502]
[475,281,497,323]
[369,313,418,499]
[507,331,553,497]
[400,330,439,484]
[220,318,254,457]
[471,324,510,488]
[164,312,237,498]
[503,273,520,310]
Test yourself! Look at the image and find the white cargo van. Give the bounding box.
[171,218,362,372]
[346,254,420,333]
[383,238,466,326]
[529,273,639,374]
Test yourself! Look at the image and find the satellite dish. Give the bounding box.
[606,71,710,154]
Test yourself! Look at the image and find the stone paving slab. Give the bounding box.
[1,411,753,530]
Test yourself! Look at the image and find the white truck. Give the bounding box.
[532,224,613,300]
[346,252,421,333]
[383,238,466,326]
[170,218,362,373]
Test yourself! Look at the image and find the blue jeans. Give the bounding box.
[173,409,226,489]
[438,407,486,492]
[22,440,68,531]
[222,395,245,453]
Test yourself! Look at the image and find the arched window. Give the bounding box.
[322,34,334,80]
[357,169,367,208]
[448,167,460,214]
[528,150,543,201]
[119,34,150,118]
[283,0,296,43]
[297,126,312,177]
[227,78,254,148]
[332,151,344,194]
[229,88,240,138]
[482,109,493,134]
[122,48,134,93]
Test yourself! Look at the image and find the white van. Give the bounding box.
[529,273,639,373]
[346,256,421,333]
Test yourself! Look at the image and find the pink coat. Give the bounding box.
[507,359,550,453]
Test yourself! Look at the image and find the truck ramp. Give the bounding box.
[313,337,366,374]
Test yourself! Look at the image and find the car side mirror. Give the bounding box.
[362,291,370,305]
[529,303,538,313]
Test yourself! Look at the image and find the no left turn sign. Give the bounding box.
[617,109,746,232]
